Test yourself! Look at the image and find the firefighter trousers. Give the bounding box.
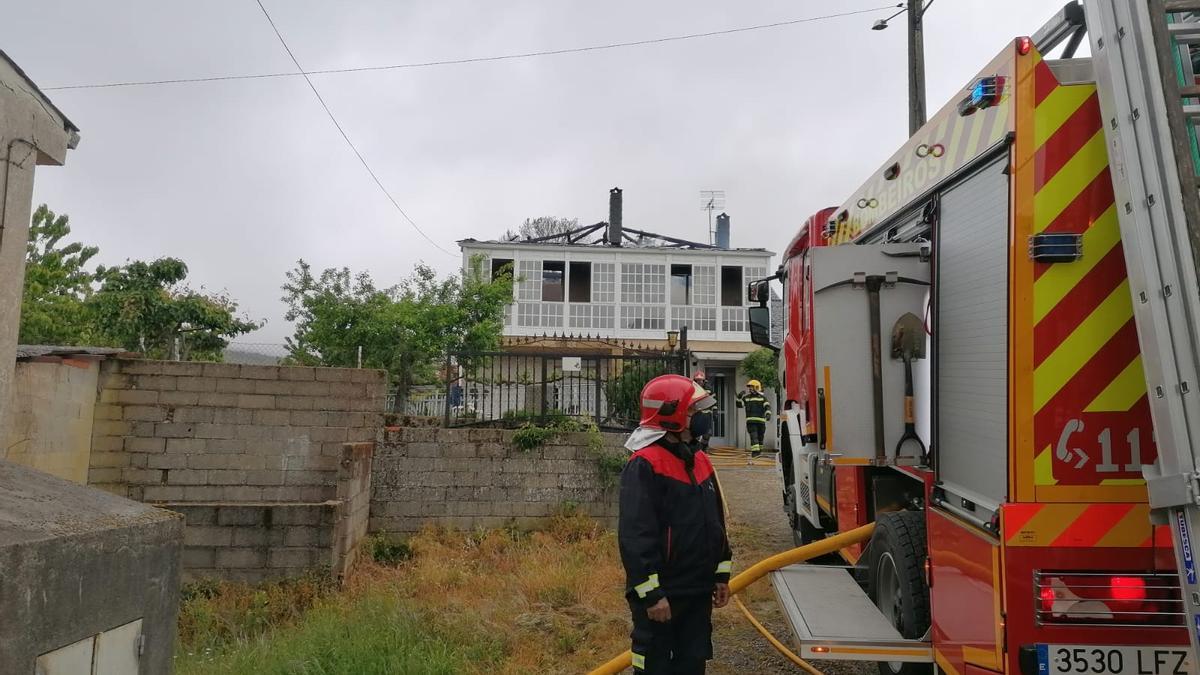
[746,421,766,452]
[628,595,713,674]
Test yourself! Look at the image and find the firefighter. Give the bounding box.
[619,374,733,674]
[690,370,715,452]
[736,380,771,459]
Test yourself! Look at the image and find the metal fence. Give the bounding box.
[444,346,689,430]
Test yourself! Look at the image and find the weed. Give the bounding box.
[370,535,413,565]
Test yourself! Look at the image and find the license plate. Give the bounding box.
[1038,645,1193,675]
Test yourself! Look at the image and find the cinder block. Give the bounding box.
[222,486,267,501]
[195,423,236,440]
[185,525,233,547]
[285,381,330,397]
[283,470,330,486]
[290,411,328,427]
[246,469,286,485]
[156,422,196,439]
[118,360,167,376]
[210,407,252,425]
[142,482,187,499]
[315,368,355,383]
[166,469,208,485]
[208,439,248,453]
[182,547,217,568]
[129,421,158,437]
[164,438,205,454]
[268,548,313,568]
[238,394,275,409]
[124,436,166,453]
[160,391,201,406]
[122,467,164,484]
[93,404,122,421]
[216,548,266,569]
[351,368,386,384]
[183,485,225,500]
[275,395,315,411]
[283,527,320,547]
[91,435,124,452]
[240,365,281,380]
[207,469,249,485]
[202,363,241,379]
[123,405,166,422]
[159,362,205,377]
[198,393,240,407]
[253,380,295,395]
[231,527,270,547]
[134,375,178,391]
[328,382,366,398]
[177,377,217,393]
[93,420,131,437]
[179,506,218,526]
[279,366,316,381]
[217,506,267,526]
[310,396,353,412]
[90,451,130,468]
[174,407,215,423]
[130,453,149,468]
[114,389,159,406]
[147,454,189,469]
[100,373,132,389]
[309,427,347,443]
[216,378,257,394]
[253,409,291,426]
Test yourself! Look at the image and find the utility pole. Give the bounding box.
[907,0,927,136]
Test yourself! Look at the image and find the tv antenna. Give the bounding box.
[700,190,725,245]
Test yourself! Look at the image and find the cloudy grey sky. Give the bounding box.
[6,0,1059,341]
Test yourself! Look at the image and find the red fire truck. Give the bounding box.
[745,3,1200,675]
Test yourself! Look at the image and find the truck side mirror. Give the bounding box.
[747,306,775,350]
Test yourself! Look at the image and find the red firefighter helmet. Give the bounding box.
[639,374,716,431]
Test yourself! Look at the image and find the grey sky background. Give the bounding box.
[6,1,1059,342]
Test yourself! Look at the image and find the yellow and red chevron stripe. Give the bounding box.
[1024,56,1156,492]
[1003,502,1154,547]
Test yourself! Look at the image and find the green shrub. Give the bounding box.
[371,536,414,566]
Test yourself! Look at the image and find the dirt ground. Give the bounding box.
[709,461,874,675]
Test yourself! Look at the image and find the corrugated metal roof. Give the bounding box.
[15,345,128,360]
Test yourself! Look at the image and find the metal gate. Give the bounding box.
[444,345,689,430]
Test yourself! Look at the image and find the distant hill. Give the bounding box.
[222,344,284,366]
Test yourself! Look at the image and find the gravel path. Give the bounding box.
[709,462,874,675]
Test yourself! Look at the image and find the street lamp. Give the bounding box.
[871,1,932,136]
[666,330,680,351]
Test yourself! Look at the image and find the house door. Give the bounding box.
[707,367,737,447]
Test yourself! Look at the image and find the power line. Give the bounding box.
[44,4,902,91]
[254,0,455,257]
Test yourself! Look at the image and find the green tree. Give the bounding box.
[741,348,780,390]
[19,205,98,345]
[88,258,260,360]
[281,257,513,395]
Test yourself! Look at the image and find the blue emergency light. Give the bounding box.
[957,76,1004,116]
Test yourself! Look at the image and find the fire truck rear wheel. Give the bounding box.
[867,511,931,675]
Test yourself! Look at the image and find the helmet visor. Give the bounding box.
[688,382,716,414]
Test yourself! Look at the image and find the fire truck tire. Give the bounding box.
[867,511,931,675]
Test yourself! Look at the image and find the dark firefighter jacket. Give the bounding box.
[736,391,772,423]
[618,440,733,606]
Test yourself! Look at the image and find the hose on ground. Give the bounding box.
[586,523,876,675]
[733,594,822,675]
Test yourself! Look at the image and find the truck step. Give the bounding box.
[770,564,933,663]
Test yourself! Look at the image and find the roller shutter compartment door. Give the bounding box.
[935,156,1009,507]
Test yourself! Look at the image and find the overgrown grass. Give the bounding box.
[174,510,630,675]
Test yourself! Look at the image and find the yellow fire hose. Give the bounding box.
[586,523,876,675]
[733,594,821,675]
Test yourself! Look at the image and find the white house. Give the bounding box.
[458,188,778,450]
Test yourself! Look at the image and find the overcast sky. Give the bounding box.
[6,0,1061,342]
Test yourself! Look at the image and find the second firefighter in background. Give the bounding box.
[736,380,771,458]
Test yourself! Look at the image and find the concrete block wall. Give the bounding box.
[170,503,336,584]
[369,426,623,534]
[332,442,373,579]
[88,358,386,502]
[4,358,101,483]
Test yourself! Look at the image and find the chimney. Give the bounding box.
[608,187,623,246]
[715,212,731,249]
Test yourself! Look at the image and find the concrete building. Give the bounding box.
[459,188,779,449]
[0,461,182,673]
[0,50,79,444]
